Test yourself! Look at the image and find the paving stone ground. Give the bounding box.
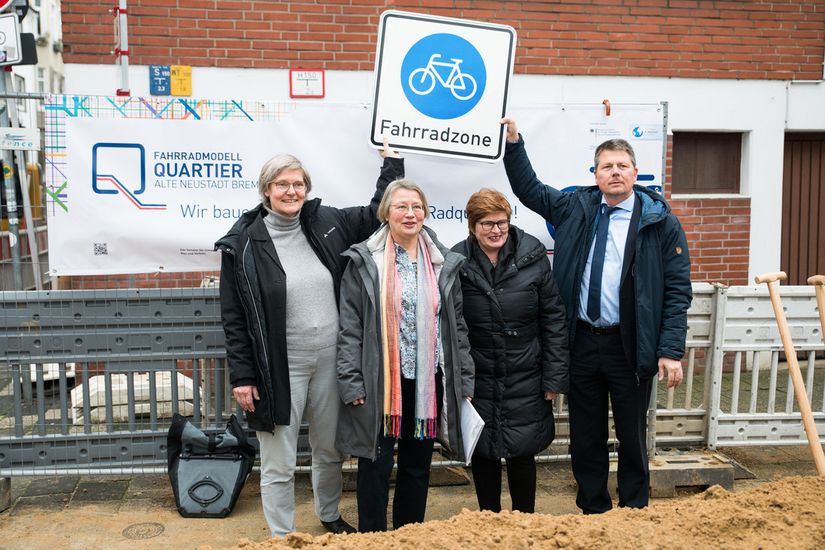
[0,445,818,550]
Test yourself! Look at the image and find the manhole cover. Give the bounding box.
[122,522,165,540]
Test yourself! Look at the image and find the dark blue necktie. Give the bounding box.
[587,204,617,322]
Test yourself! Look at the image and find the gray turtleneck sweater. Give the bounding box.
[263,209,339,351]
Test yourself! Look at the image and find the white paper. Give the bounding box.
[460,398,485,465]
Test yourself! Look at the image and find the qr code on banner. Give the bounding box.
[93,242,108,256]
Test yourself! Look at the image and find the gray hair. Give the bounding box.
[257,154,312,205]
[377,179,430,223]
[594,139,637,169]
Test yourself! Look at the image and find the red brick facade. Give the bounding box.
[64,1,825,79]
[669,198,751,285]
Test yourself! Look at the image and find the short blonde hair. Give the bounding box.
[257,154,312,206]
[377,180,430,223]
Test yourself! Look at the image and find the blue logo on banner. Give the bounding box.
[400,33,486,120]
[92,143,167,210]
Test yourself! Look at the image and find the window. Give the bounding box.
[37,67,45,93]
[671,132,742,194]
[14,74,26,113]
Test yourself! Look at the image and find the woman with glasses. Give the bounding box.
[215,146,403,537]
[451,188,568,513]
[336,180,475,532]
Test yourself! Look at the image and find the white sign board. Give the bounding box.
[0,12,21,66]
[371,10,516,162]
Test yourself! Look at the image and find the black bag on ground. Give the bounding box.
[166,413,256,518]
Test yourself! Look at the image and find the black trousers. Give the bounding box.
[356,374,443,532]
[568,329,652,514]
[471,454,537,513]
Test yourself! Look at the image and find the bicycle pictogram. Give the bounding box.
[407,54,478,101]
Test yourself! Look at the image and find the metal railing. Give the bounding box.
[1,282,823,475]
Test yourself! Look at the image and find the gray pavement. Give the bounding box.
[0,445,818,549]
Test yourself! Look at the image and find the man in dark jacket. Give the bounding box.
[500,117,692,514]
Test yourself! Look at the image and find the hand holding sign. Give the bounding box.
[501,117,520,143]
[380,136,402,159]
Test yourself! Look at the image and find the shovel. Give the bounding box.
[755,272,825,476]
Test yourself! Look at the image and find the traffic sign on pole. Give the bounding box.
[0,12,21,66]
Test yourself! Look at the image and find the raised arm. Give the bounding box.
[501,117,573,226]
[339,145,404,242]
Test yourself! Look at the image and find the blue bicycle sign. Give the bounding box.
[408,54,478,101]
[400,33,486,120]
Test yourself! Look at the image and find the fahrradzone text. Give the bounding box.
[380,119,492,147]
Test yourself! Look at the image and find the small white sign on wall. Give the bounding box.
[290,69,325,98]
[371,10,516,162]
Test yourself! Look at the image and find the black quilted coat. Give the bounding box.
[452,226,568,459]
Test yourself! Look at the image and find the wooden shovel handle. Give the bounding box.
[808,275,825,286]
[754,271,787,285]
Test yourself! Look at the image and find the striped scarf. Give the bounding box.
[380,232,440,439]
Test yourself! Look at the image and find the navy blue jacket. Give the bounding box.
[503,137,691,379]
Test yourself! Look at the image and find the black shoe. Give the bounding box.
[321,516,356,534]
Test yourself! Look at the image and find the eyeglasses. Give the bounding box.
[392,203,425,214]
[478,220,510,232]
[271,180,306,193]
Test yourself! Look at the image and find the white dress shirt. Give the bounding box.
[578,192,636,327]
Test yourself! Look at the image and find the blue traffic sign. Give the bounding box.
[400,33,486,120]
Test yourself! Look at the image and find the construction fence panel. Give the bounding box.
[706,285,825,449]
[1,282,824,475]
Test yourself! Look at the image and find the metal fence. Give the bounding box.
[1,282,824,475]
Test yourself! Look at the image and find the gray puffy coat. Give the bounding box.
[336,225,475,461]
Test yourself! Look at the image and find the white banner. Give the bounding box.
[45,96,665,276]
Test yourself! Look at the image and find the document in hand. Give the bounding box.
[460,398,484,465]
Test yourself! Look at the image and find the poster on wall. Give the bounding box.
[44,95,665,276]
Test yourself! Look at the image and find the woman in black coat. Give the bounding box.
[452,188,568,513]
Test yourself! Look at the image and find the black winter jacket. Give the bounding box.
[452,227,568,460]
[504,137,692,379]
[214,157,404,432]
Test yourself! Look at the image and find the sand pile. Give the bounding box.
[225,476,825,549]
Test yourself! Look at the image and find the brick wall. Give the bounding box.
[59,271,220,290]
[63,0,825,79]
[669,197,751,285]
[663,136,751,286]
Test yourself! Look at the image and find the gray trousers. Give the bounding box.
[257,344,345,537]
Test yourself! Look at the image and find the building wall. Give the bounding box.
[63,0,825,80]
[57,1,825,288]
